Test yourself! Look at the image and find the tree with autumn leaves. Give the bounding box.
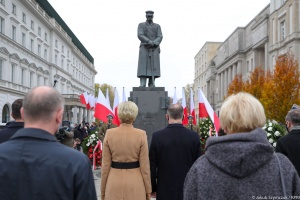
[227,52,300,123]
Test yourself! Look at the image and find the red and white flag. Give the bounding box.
[112,88,121,126]
[173,87,178,104]
[190,88,196,125]
[94,89,114,123]
[182,87,188,125]
[80,92,88,105]
[88,94,96,110]
[198,88,220,136]
[122,87,127,102]
[106,88,112,110]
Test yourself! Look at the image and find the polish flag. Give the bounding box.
[80,92,88,105]
[182,87,188,125]
[94,89,114,123]
[190,88,196,125]
[88,95,96,110]
[198,88,220,136]
[122,87,127,102]
[112,88,121,126]
[106,88,112,110]
[173,87,178,104]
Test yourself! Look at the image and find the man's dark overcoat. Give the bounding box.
[276,128,300,176]
[0,128,97,200]
[0,121,24,144]
[149,123,201,200]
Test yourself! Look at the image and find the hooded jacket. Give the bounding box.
[183,128,300,200]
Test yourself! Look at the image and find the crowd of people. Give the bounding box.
[0,86,300,200]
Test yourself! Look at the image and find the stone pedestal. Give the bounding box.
[130,87,169,146]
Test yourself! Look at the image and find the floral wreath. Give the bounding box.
[82,127,102,167]
[199,117,216,154]
[262,120,286,148]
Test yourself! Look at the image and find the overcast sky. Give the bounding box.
[47,0,270,99]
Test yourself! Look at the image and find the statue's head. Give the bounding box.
[145,10,154,21]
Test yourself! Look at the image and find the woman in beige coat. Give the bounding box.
[101,101,151,200]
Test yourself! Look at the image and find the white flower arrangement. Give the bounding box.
[262,120,286,148]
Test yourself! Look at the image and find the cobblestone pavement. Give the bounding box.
[93,168,156,200]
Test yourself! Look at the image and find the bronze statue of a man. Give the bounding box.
[137,10,163,87]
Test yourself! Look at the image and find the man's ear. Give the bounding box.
[20,107,25,120]
[182,115,185,121]
[56,108,64,125]
[166,114,169,121]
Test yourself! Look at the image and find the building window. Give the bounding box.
[44,49,47,60]
[0,59,2,80]
[61,59,64,69]
[251,58,254,71]
[11,64,15,83]
[12,3,16,15]
[280,20,286,41]
[62,45,64,53]
[31,20,34,30]
[30,72,33,87]
[67,51,69,58]
[55,54,57,64]
[30,39,34,52]
[12,25,16,41]
[38,27,41,36]
[0,0,5,6]
[22,32,26,46]
[55,40,58,47]
[0,17,4,33]
[2,104,10,123]
[21,68,25,85]
[22,13,26,23]
[38,44,41,56]
[44,32,47,41]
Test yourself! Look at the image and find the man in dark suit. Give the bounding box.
[0,99,24,144]
[0,86,97,200]
[276,108,300,176]
[149,104,201,200]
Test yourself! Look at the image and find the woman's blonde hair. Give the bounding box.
[118,101,138,124]
[220,92,266,134]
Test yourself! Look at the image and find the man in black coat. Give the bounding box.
[0,99,24,144]
[149,104,201,200]
[276,108,300,176]
[0,86,97,200]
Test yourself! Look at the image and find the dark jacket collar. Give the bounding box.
[7,121,24,128]
[11,128,57,142]
[167,123,184,128]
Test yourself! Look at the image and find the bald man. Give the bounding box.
[0,86,97,200]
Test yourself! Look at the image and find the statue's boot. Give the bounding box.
[148,78,155,87]
[140,77,146,87]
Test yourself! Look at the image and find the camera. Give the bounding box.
[55,127,67,142]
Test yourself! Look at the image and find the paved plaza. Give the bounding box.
[93,169,156,200]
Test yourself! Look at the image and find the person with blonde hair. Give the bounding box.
[101,101,151,200]
[184,92,300,199]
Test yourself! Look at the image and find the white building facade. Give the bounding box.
[194,0,299,116]
[0,0,97,126]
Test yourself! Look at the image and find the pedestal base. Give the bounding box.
[130,87,169,146]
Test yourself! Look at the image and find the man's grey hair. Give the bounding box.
[286,109,300,126]
[167,104,183,120]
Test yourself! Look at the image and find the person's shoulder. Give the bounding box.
[138,22,147,26]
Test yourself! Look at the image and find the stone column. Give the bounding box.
[220,72,224,100]
[73,107,78,123]
[79,107,83,123]
[224,69,228,97]
[237,61,242,75]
